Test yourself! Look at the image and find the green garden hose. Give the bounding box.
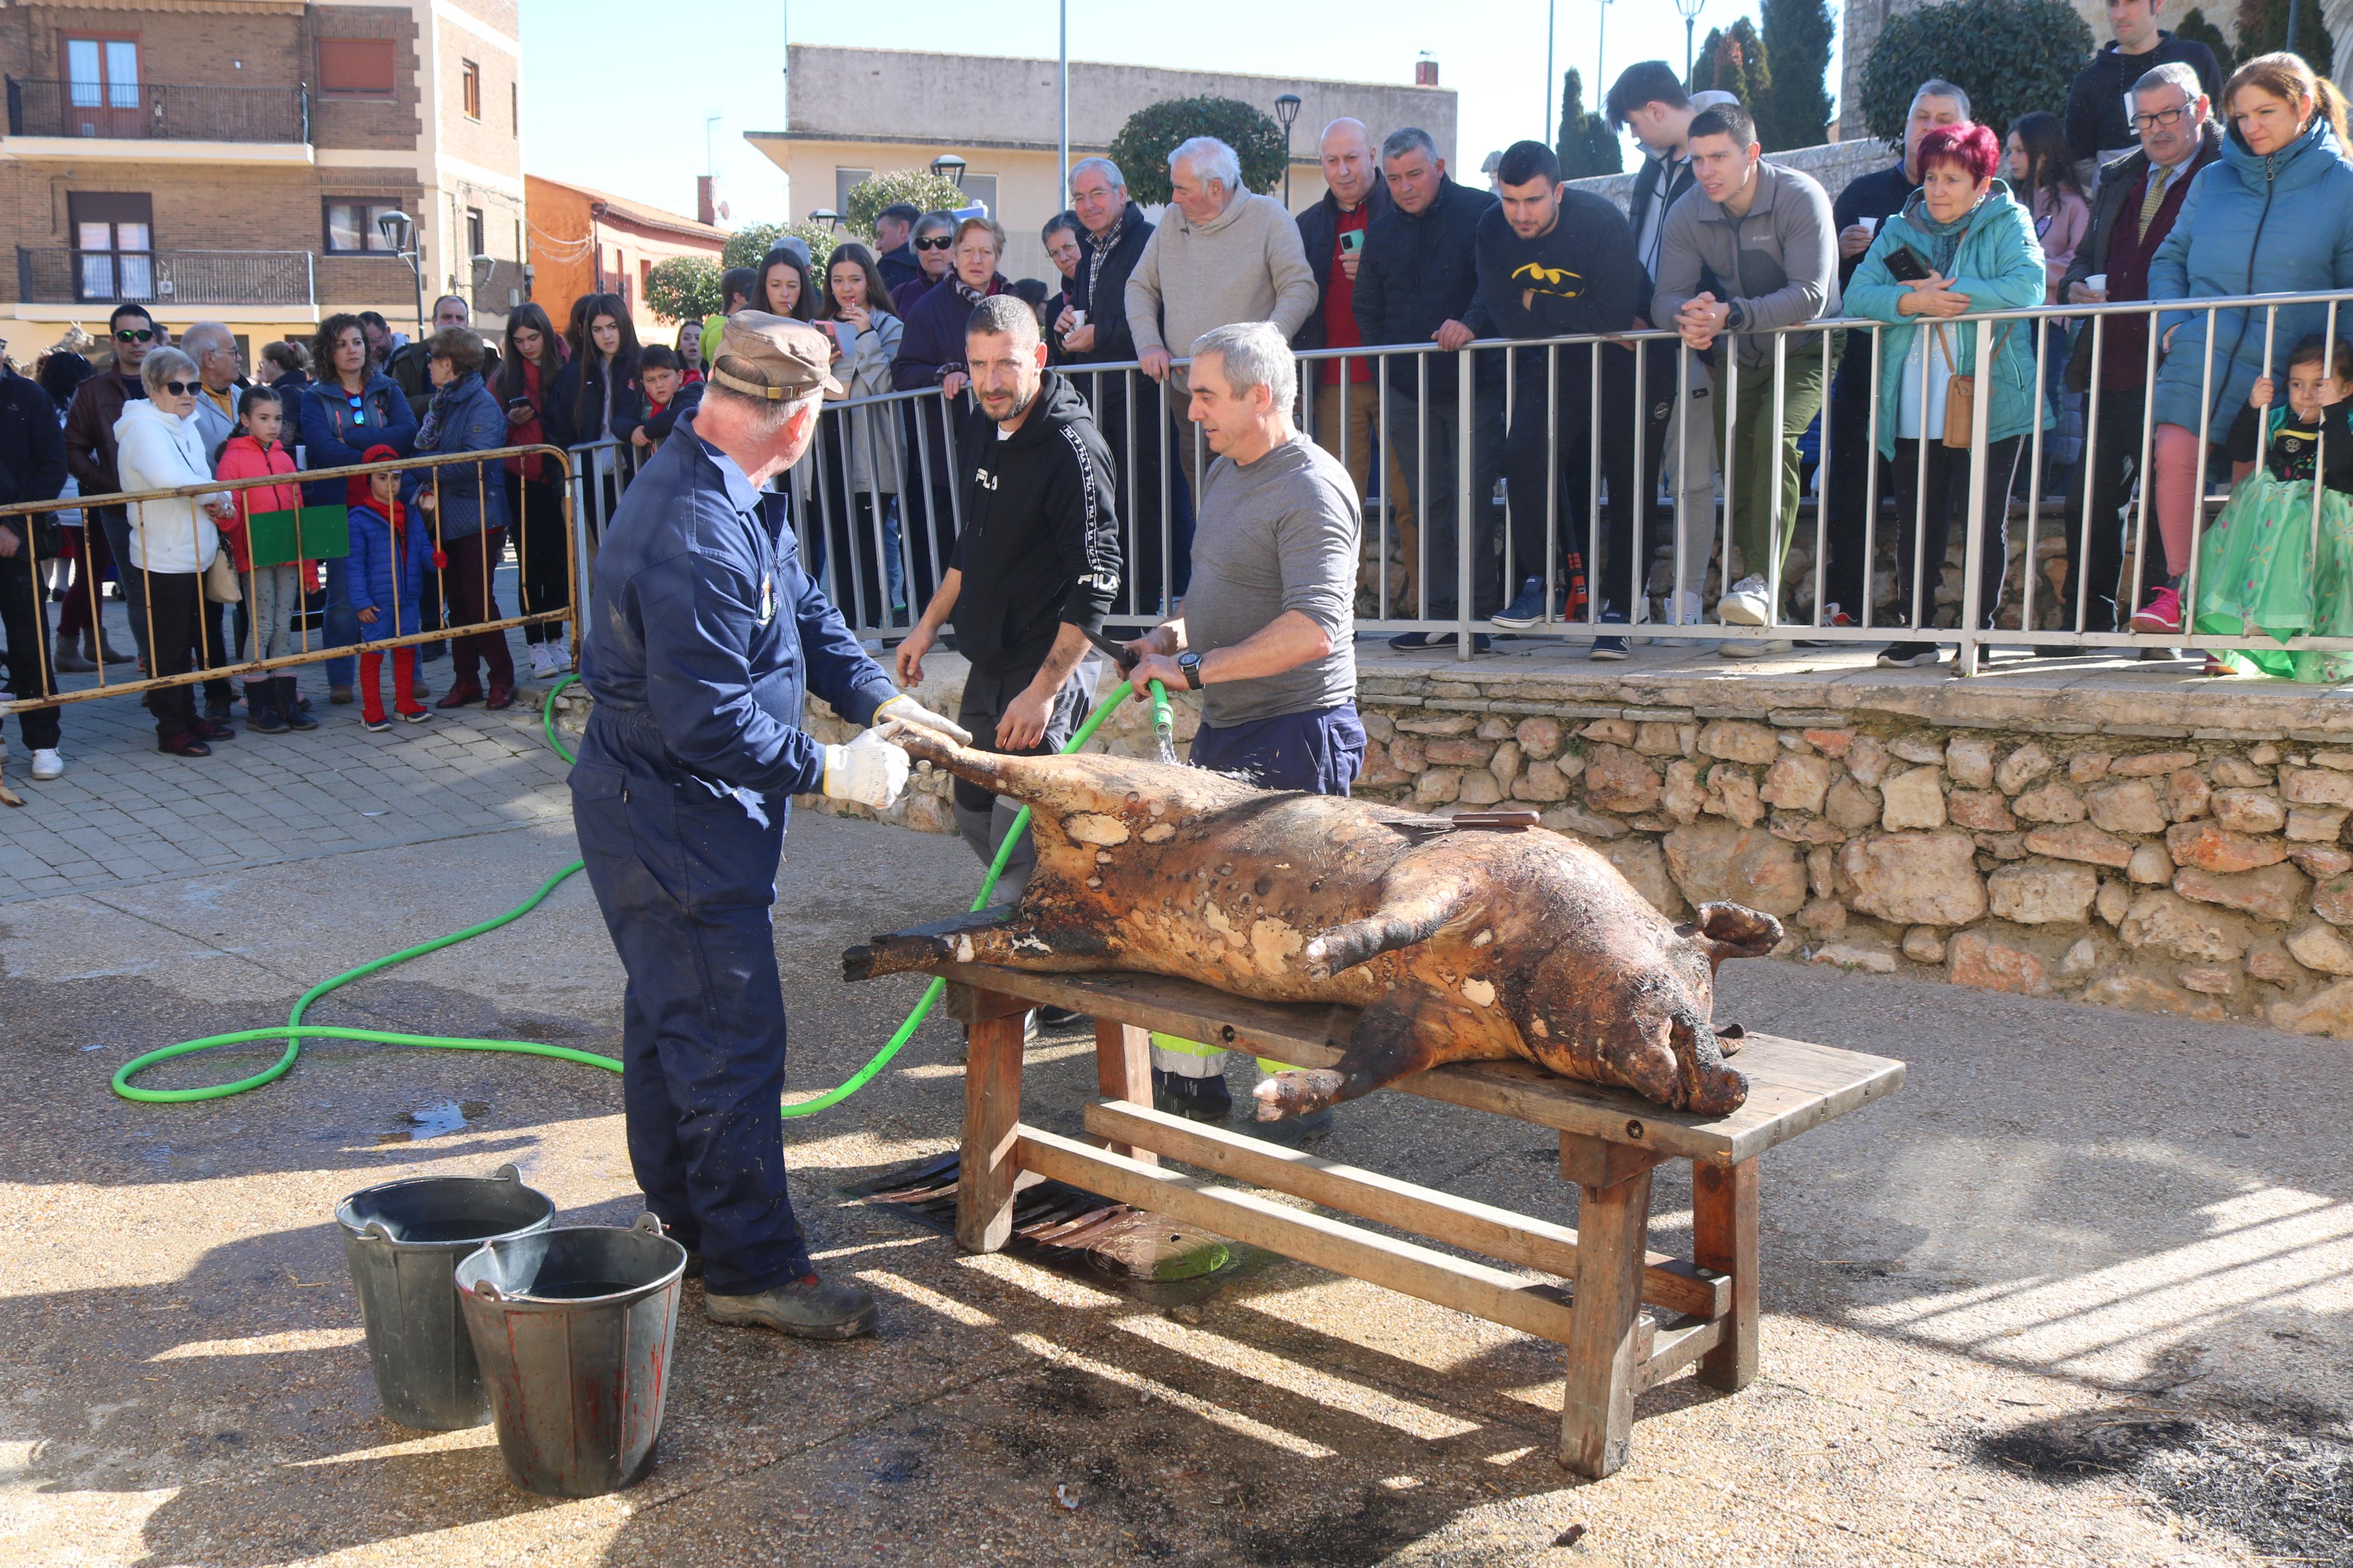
[111,670,1167,1113]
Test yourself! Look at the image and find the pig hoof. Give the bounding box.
[1254,1069,1343,1121]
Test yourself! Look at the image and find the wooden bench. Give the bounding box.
[924,960,1903,1478]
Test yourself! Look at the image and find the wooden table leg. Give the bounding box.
[1693,1156,1759,1392]
[1092,1019,1156,1165]
[1558,1161,1655,1479]
[954,989,1028,1254]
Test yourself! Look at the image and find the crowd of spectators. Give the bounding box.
[9,3,2353,778]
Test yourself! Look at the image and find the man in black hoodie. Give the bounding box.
[895,295,1122,900]
[2064,0,2223,172]
[1472,140,1650,650]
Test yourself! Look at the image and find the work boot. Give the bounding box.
[704,1272,879,1340]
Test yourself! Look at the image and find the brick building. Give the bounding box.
[0,0,526,366]
[523,175,727,347]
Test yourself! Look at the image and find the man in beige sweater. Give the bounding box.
[1127,136,1319,391]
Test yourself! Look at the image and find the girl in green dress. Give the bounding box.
[2194,333,2353,680]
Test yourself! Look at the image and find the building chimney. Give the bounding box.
[1415,53,1438,87]
[696,175,716,226]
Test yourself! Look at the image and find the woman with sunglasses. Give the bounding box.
[113,348,239,757]
[299,312,418,705]
[889,211,959,317]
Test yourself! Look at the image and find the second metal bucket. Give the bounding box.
[455,1213,686,1498]
[336,1163,556,1430]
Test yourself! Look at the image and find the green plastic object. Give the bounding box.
[243,504,352,567]
[111,671,1167,1117]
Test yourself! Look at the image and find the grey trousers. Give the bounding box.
[950,652,1103,906]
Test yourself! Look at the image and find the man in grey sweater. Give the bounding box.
[1651,102,1839,653]
[1126,320,1363,1136]
[1126,137,1319,389]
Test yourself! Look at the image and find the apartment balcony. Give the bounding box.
[3,78,313,163]
[16,249,316,317]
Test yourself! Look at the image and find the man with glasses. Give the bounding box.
[62,303,159,668]
[0,338,69,781]
[2052,61,2220,648]
[2065,0,2223,180]
[179,322,246,453]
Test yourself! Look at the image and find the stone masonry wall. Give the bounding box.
[790,659,2353,1041]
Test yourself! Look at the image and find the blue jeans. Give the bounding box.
[322,551,359,688]
[1189,701,1365,796]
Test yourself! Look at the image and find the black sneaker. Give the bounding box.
[1151,1065,1232,1123]
[1589,606,1630,661]
[1876,641,1942,669]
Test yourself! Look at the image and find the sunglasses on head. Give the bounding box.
[115,328,155,343]
[159,379,196,396]
[914,236,954,251]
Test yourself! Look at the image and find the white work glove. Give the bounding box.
[821,727,911,809]
[874,692,974,746]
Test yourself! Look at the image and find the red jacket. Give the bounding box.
[214,433,303,571]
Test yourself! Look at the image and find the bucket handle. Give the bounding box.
[631,1213,665,1237]
[361,1221,396,1243]
[491,1162,523,1184]
[470,1279,505,1302]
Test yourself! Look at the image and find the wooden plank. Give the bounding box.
[928,961,1905,1164]
[946,980,1031,1025]
[1638,1315,1726,1392]
[1559,1131,1668,1190]
[1085,1100,1727,1320]
[1692,1157,1760,1392]
[1092,1021,1156,1165]
[956,1000,1028,1254]
[1015,1126,1582,1346]
[1559,1167,1655,1479]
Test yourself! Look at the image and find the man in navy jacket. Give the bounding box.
[0,350,67,775]
[572,314,969,1342]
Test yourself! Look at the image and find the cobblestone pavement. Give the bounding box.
[0,587,570,904]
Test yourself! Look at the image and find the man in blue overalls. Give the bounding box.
[569,312,970,1339]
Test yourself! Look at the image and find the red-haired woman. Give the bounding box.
[1846,120,2049,669]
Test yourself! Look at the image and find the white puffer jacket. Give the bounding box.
[113,399,228,574]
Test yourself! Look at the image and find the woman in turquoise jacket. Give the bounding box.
[2132,52,2353,636]
[1848,120,2049,669]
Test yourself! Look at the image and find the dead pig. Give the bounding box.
[843,726,1780,1117]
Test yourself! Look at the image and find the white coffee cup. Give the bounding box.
[1067,308,1087,330]
[1858,215,1882,237]
[2084,273,2109,294]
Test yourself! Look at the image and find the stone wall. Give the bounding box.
[786,654,2353,1042]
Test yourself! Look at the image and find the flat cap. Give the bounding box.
[709,310,842,400]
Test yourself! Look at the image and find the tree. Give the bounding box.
[2177,6,2235,73]
[1858,0,2093,145]
[1555,69,1624,179]
[843,169,973,240]
[1108,95,1286,205]
[644,255,722,325]
[1756,0,1835,151]
[1690,19,1773,113]
[2235,0,2334,77]
[721,221,790,271]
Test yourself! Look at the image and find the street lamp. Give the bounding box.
[808,207,842,230]
[930,152,967,190]
[1273,93,1301,207]
[374,207,426,343]
[1675,0,1706,87]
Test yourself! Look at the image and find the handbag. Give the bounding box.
[204,546,243,605]
[1933,320,2015,450]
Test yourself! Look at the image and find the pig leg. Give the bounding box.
[1300,880,1471,979]
[1252,998,1432,1120]
[843,916,1115,983]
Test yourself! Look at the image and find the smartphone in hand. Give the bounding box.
[1883,247,1933,283]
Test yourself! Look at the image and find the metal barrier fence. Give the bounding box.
[0,445,576,716]
[564,289,2353,674]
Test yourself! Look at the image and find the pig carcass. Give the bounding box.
[843,726,1781,1118]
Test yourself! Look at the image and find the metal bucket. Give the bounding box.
[454,1213,686,1498]
[336,1162,555,1430]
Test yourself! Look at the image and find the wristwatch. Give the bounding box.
[1724,301,1748,333]
[1176,651,1205,690]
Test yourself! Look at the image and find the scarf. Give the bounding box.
[1908,191,1989,275]
[416,370,477,452]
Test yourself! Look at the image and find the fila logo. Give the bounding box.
[974,465,999,490]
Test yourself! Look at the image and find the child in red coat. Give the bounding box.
[213,387,317,734]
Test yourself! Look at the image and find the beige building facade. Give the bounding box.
[747,45,1458,282]
[0,0,526,363]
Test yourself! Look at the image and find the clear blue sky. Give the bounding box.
[521,1,1809,225]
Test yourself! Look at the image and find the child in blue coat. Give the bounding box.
[347,445,432,731]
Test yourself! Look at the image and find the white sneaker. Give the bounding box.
[1659,589,1705,627]
[528,643,559,680]
[1718,639,1794,660]
[1716,574,1773,627]
[29,748,62,780]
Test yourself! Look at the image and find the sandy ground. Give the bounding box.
[1,808,2347,1567]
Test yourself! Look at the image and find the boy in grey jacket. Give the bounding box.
[1651,104,1840,648]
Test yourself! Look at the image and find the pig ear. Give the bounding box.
[1690,901,1782,970]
